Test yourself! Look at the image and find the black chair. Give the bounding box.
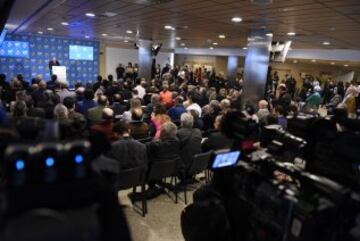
[181,152,212,204]
[115,166,147,217]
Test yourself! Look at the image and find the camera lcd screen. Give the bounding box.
[212,151,241,169]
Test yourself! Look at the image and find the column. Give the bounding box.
[227,56,239,88]
[138,39,152,81]
[242,30,272,104]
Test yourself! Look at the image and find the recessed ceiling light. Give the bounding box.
[85,35,90,39]
[61,22,69,26]
[213,42,218,45]
[331,62,335,65]
[218,34,226,39]
[323,41,331,45]
[266,33,273,37]
[85,12,96,17]
[176,37,181,40]
[293,60,298,63]
[344,64,349,67]
[126,30,133,34]
[124,40,129,43]
[287,32,296,36]
[330,27,336,31]
[243,47,248,50]
[47,27,54,31]
[164,25,173,30]
[102,33,108,36]
[184,47,188,50]
[209,47,214,50]
[311,59,316,62]
[180,43,186,46]
[232,17,242,23]
[37,31,43,34]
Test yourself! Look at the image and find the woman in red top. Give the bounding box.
[159,83,173,109]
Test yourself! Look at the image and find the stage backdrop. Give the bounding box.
[0,34,99,86]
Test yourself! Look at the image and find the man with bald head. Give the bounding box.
[90,107,116,142]
[128,107,149,140]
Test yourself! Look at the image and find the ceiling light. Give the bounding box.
[184,47,188,50]
[344,64,349,67]
[213,42,218,45]
[243,47,248,50]
[287,32,296,36]
[164,25,173,30]
[323,41,331,45]
[61,22,69,26]
[232,17,242,23]
[331,62,335,65]
[37,31,43,34]
[266,33,273,37]
[47,27,54,31]
[126,30,133,34]
[102,33,108,36]
[85,35,90,39]
[218,34,226,39]
[209,47,214,50]
[124,40,129,43]
[293,60,298,63]
[330,27,336,31]
[85,12,96,17]
[311,59,316,62]
[176,37,181,40]
[180,43,186,47]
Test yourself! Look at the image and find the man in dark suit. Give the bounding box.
[202,115,233,152]
[48,56,60,76]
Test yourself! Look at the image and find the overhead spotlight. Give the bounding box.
[180,43,186,46]
[311,59,316,62]
[61,22,69,26]
[85,35,90,39]
[287,32,296,36]
[124,40,129,43]
[213,42,218,45]
[266,33,273,37]
[232,17,242,23]
[209,47,214,50]
[184,47,188,50]
[293,60,298,63]
[85,12,96,17]
[126,30,133,34]
[176,37,181,40]
[322,41,331,45]
[218,34,226,39]
[331,62,335,65]
[38,31,43,34]
[243,47,248,50]
[344,64,349,67]
[164,25,173,30]
[101,33,108,36]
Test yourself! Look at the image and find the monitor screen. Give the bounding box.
[69,45,94,60]
[212,151,241,169]
[0,41,29,58]
[0,29,7,47]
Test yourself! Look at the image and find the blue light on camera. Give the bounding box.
[45,157,55,167]
[75,154,83,164]
[15,160,25,171]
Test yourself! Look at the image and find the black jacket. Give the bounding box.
[177,128,202,170]
[202,130,233,152]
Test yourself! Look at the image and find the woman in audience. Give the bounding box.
[151,103,171,139]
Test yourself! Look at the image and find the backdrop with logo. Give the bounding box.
[0,33,99,86]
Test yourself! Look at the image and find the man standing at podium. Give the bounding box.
[48,56,60,76]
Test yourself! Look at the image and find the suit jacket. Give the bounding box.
[48,60,60,70]
[201,130,233,152]
[87,105,105,125]
[177,127,202,170]
[129,121,149,140]
[146,138,181,163]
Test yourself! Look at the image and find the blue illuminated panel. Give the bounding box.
[0,41,29,58]
[69,45,93,60]
[0,29,7,47]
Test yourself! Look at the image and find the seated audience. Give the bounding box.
[168,96,186,124]
[275,105,287,129]
[202,115,233,152]
[256,100,270,125]
[111,93,126,116]
[76,88,97,114]
[123,97,142,122]
[160,82,173,108]
[129,108,150,140]
[151,103,171,139]
[87,95,108,125]
[186,91,202,117]
[56,82,76,103]
[306,85,321,109]
[90,108,116,142]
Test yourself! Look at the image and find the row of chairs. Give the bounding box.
[114,151,212,217]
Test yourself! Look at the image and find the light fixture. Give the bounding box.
[266,33,273,37]
[311,59,316,62]
[180,43,186,46]
[287,32,296,36]
[126,30,133,34]
[85,35,90,39]
[209,47,214,50]
[164,25,173,30]
[213,42,218,45]
[124,40,129,43]
[331,62,335,65]
[61,22,69,26]
[102,33,108,36]
[85,12,96,17]
[344,64,349,67]
[322,41,331,45]
[243,47,248,50]
[47,27,54,31]
[293,60,298,63]
[218,34,226,39]
[176,37,181,40]
[38,31,43,34]
[184,47,188,50]
[232,17,242,23]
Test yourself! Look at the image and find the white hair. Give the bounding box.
[54,104,68,120]
[180,113,194,128]
[160,122,178,139]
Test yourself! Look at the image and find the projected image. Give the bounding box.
[69,45,94,60]
[0,41,29,58]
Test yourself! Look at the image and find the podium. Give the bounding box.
[52,66,67,85]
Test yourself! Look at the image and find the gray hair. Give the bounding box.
[160,121,178,140]
[54,103,68,120]
[180,113,194,128]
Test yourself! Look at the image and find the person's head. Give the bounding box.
[220,99,231,112]
[175,96,184,105]
[130,98,142,109]
[39,80,47,89]
[51,74,57,82]
[258,100,269,110]
[97,75,102,82]
[0,74,6,82]
[52,56,57,62]
[113,120,131,137]
[98,95,108,106]
[13,101,27,117]
[102,107,114,121]
[151,94,160,104]
[131,108,143,121]
[15,90,26,102]
[140,79,147,88]
[108,74,114,82]
[275,105,285,116]
[84,88,95,101]
[54,103,68,120]
[113,93,123,103]
[160,121,177,140]
[154,103,167,115]
[162,83,169,91]
[63,97,76,111]
[314,85,321,93]
[181,113,194,128]
[214,115,223,130]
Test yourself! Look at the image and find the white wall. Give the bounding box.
[105,47,173,78]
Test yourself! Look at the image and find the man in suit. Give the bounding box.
[48,56,60,76]
[87,95,108,125]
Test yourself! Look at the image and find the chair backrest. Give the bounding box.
[115,166,146,190]
[188,152,212,176]
[137,137,153,144]
[147,158,179,181]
